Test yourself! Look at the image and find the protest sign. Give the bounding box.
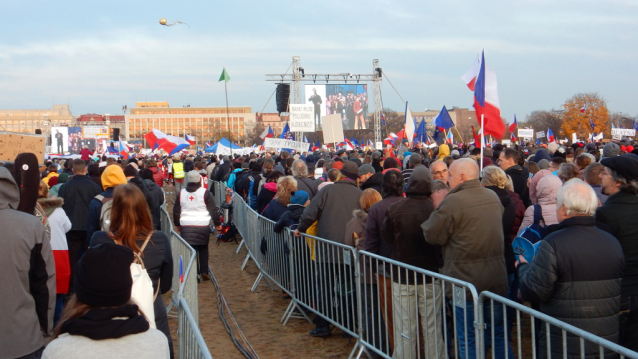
[321,114,344,144]
[536,131,546,138]
[518,129,534,138]
[289,104,315,132]
[0,131,46,163]
[611,128,635,137]
[264,138,310,153]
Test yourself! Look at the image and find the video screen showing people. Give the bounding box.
[305,84,368,130]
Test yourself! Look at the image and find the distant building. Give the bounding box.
[0,105,74,135]
[125,102,255,148]
[256,112,288,136]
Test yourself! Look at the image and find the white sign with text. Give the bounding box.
[536,131,546,138]
[611,128,636,137]
[518,129,534,138]
[289,104,315,132]
[264,138,310,153]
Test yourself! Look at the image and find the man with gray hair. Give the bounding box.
[292,159,318,200]
[518,179,624,357]
[596,154,638,350]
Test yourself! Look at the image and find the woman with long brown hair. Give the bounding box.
[90,183,174,358]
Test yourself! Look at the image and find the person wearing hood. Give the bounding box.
[257,172,283,214]
[0,167,56,359]
[49,173,69,198]
[519,174,562,235]
[173,171,221,281]
[37,181,72,325]
[382,166,445,359]
[437,143,450,161]
[274,190,309,233]
[499,148,531,207]
[226,162,243,190]
[86,164,128,243]
[148,159,164,188]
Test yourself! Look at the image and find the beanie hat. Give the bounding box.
[187,170,201,183]
[57,173,69,184]
[332,161,344,171]
[358,164,375,176]
[47,176,59,187]
[289,190,309,205]
[383,157,399,170]
[74,243,134,307]
[532,149,552,163]
[340,161,359,180]
[603,142,620,158]
[101,165,127,190]
[547,142,559,154]
[123,165,137,178]
[139,168,154,181]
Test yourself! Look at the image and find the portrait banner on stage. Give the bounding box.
[264,138,310,153]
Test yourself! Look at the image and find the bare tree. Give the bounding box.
[521,110,564,139]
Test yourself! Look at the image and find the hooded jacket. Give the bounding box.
[0,167,56,358]
[529,169,552,205]
[437,144,450,161]
[422,179,508,297]
[274,204,306,233]
[519,174,562,234]
[149,166,164,187]
[360,171,384,195]
[257,182,277,214]
[382,167,442,284]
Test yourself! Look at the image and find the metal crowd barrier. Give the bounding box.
[178,297,214,359]
[355,250,481,359]
[478,291,638,359]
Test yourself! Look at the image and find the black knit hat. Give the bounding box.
[601,154,638,182]
[75,243,134,307]
[341,161,359,180]
[123,165,137,177]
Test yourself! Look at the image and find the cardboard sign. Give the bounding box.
[321,114,344,144]
[0,131,46,163]
[611,128,636,137]
[518,129,534,138]
[263,138,310,153]
[289,104,315,132]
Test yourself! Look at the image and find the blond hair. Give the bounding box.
[276,176,297,205]
[481,165,508,189]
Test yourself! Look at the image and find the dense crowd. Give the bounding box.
[1,137,638,359]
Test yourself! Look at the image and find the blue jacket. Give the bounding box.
[226,168,242,189]
[262,199,289,222]
[86,187,115,243]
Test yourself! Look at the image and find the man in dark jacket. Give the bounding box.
[359,164,383,194]
[422,158,511,359]
[139,168,166,230]
[0,167,56,359]
[236,161,262,205]
[381,166,444,358]
[519,179,624,358]
[58,159,102,293]
[499,148,530,207]
[596,154,638,350]
[213,156,231,183]
[291,160,318,200]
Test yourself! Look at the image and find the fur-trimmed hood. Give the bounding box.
[352,209,368,221]
[36,197,64,217]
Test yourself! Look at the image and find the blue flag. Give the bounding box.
[434,105,455,129]
[433,126,444,143]
[280,123,290,138]
[590,117,595,130]
[415,118,426,144]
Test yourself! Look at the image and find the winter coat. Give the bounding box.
[262,198,289,222]
[58,174,103,232]
[344,209,367,250]
[529,170,552,205]
[360,171,384,195]
[485,186,516,274]
[507,190,526,241]
[37,197,72,294]
[363,195,405,263]
[141,178,165,230]
[518,216,624,359]
[257,182,277,214]
[214,161,231,182]
[0,168,56,359]
[86,187,115,243]
[173,182,220,246]
[274,204,305,233]
[298,179,362,262]
[422,179,508,297]
[150,166,164,187]
[295,176,318,200]
[596,191,638,296]
[372,161,383,173]
[236,171,262,201]
[227,168,243,189]
[519,174,562,234]
[505,165,531,207]
[382,167,442,284]
[183,159,194,173]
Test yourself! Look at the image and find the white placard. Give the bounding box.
[611,128,636,137]
[264,138,310,153]
[501,139,511,146]
[518,129,534,138]
[321,114,344,144]
[289,104,315,132]
[613,134,622,140]
[536,131,546,138]
[375,142,382,150]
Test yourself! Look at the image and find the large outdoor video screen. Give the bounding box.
[305,84,369,130]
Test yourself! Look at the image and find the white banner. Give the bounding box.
[264,138,310,153]
[518,129,534,138]
[321,114,344,144]
[83,125,109,139]
[375,142,382,150]
[289,104,315,132]
[536,131,546,138]
[501,139,511,146]
[611,128,636,137]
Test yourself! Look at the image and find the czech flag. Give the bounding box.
[344,138,355,150]
[509,115,517,133]
[206,141,212,147]
[446,129,454,144]
[511,132,517,142]
[157,135,191,155]
[461,54,481,91]
[580,105,587,113]
[259,125,275,140]
[185,134,196,146]
[547,128,555,142]
[144,129,167,150]
[118,141,129,159]
[473,50,505,139]
[381,113,386,126]
[312,141,321,152]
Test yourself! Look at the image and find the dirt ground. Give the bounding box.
[167,239,355,359]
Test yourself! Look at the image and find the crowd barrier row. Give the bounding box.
[160,203,212,358]
[213,181,638,359]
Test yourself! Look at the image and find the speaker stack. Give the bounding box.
[276,83,290,114]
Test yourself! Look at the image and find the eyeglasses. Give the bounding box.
[433,169,448,176]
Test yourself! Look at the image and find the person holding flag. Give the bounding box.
[547,128,555,143]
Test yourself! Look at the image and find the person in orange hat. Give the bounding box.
[86,165,127,243]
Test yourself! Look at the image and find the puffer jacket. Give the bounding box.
[422,179,508,297]
[173,182,220,246]
[518,216,624,359]
[529,169,552,205]
[382,166,442,284]
[505,165,530,207]
[519,174,562,234]
[150,166,164,187]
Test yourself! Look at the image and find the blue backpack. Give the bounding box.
[512,205,546,262]
[247,175,258,210]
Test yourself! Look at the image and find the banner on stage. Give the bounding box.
[611,128,635,137]
[289,104,315,132]
[264,138,310,153]
[518,129,534,138]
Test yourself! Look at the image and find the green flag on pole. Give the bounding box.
[218,67,230,83]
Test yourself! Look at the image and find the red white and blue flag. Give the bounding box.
[185,134,196,146]
[461,54,481,91]
[144,129,167,150]
[384,132,398,146]
[509,115,517,134]
[206,141,212,147]
[118,141,129,159]
[580,105,587,113]
[446,129,454,144]
[157,135,191,156]
[381,113,387,126]
[471,50,505,139]
[259,125,275,140]
[547,128,555,142]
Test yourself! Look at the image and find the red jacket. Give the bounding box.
[79,148,93,161]
[150,167,164,187]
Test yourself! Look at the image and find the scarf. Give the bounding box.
[61,304,149,340]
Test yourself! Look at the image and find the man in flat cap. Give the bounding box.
[596,154,638,350]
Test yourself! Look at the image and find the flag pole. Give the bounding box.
[224,79,232,157]
[480,114,485,173]
[453,126,465,144]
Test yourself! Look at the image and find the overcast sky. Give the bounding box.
[1,0,636,124]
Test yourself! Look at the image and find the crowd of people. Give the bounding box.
[2,136,638,358]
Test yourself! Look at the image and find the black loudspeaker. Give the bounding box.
[112,128,120,141]
[276,83,290,114]
[35,129,42,134]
